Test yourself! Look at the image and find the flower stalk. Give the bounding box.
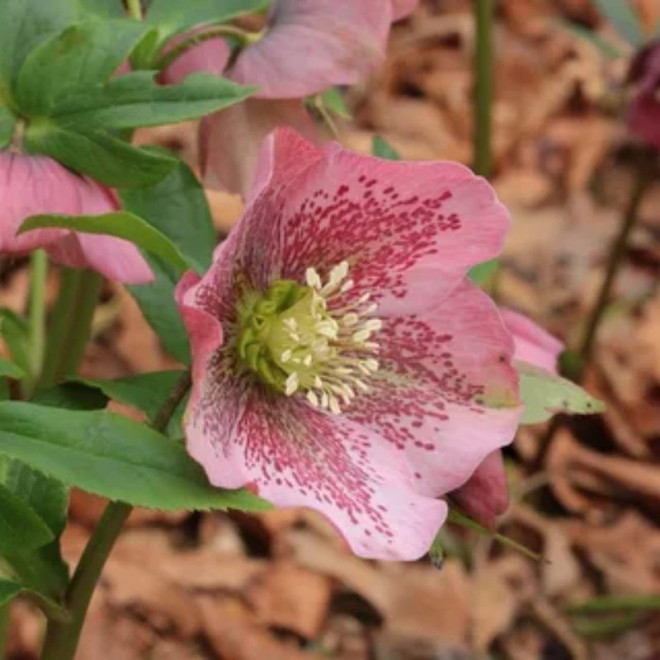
[473,0,494,178]
[39,370,192,660]
[26,250,48,392]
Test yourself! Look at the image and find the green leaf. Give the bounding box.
[468,259,499,287]
[76,370,185,425]
[517,360,605,424]
[311,87,351,120]
[21,212,190,273]
[14,20,146,116]
[0,457,70,597]
[371,135,401,160]
[119,157,215,273]
[0,309,31,376]
[0,402,270,512]
[24,122,177,187]
[146,0,269,45]
[0,106,16,149]
[0,578,21,606]
[0,0,77,93]
[127,256,191,364]
[0,482,54,555]
[76,0,126,18]
[0,357,24,380]
[32,382,109,411]
[566,594,660,614]
[594,0,644,47]
[52,71,254,131]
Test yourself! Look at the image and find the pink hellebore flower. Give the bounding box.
[452,308,563,528]
[162,0,418,195]
[177,128,524,560]
[0,151,152,284]
[628,39,660,149]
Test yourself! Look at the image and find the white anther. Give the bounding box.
[358,293,371,304]
[321,392,329,408]
[283,318,297,332]
[281,349,292,363]
[328,395,342,415]
[340,279,354,293]
[364,319,383,332]
[364,303,378,314]
[306,391,319,407]
[364,342,379,350]
[284,372,299,396]
[316,321,338,339]
[352,329,371,343]
[342,313,359,327]
[305,267,322,289]
[288,332,301,343]
[365,358,379,372]
[314,375,323,388]
[303,354,313,367]
[354,379,369,392]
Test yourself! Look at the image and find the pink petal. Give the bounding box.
[46,232,153,284]
[391,0,419,21]
[200,98,319,196]
[241,128,510,315]
[160,34,231,84]
[345,279,522,498]
[451,451,508,529]
[0,152,152,283]
[499,308,563,374]
[229,0,392,98]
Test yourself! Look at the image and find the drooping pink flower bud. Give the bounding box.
[0,151,152,284]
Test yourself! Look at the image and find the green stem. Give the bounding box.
[473,0,494,178]
[0,603,8,659]
[577,167,651,370]
[39,371,192,660]
[39,269,103,389]
[155,25,253,71]
[26,250,48,390]
[126,0,142,21]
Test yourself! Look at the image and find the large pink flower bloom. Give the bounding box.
[0,151,152,284]
[452,308,563,528]
[177,128,524,560]
[628,39,660,149]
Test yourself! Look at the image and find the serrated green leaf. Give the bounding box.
[52,71,254,131]
[14,20,146,117]
[0,578,21,606]
[0,357,24,380]
[0,106,16,149]
[0,482,54,555]
[128,256,192,364]
[371,135,401,160]
[594,0,644,47]
[119,157,215,273]
[24,122,177,187]
[146,0,269,46]
[517,360,605,424]
[0,0,77,95]
[0,402,269,512]
[76,370,185,425]
[21,212,190,273]
[0,457,70,597]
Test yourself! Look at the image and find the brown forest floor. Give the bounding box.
[4,0,660,658]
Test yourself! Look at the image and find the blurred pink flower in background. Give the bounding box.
[0,151,153,284]
[177,128,524,560]
[162,0,418,195]
[452,308,563,528]
[627,39,660,149]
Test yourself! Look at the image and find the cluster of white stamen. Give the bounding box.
[284,261,382,414]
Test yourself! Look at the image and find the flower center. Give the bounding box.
[236,261,381,413]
